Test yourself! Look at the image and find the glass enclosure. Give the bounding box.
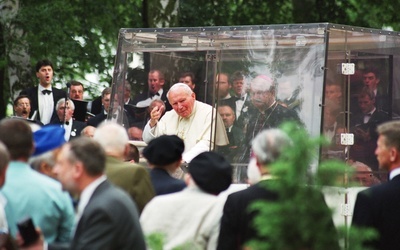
[110,23,399,191]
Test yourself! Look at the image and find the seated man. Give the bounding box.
[143,83,228,162]
[132,69,171,111]
[50,98,86,141]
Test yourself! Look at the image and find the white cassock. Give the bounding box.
[143,101,228,162]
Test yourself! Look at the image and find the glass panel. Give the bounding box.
[111,24,328,183]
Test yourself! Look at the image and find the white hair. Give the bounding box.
[251,128,292,165]
[167,83,193,99]
[56,98,75,110]
[93,122,129,156]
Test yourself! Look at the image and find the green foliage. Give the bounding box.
[146,232,165,250]
[245,122,375,249]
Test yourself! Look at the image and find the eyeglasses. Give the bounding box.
[17,103,30,107]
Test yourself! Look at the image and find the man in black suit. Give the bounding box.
[23,137,146,249]
[217,105,243,163]
[87,87,132,128]
[50,98,86,141]
[20,59,66,125]
[352,120,400,249]
[350,87,390,171]
[132,69,172,111]
[217,128,339,250]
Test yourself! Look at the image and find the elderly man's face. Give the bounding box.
[168,89,196,118]
[14,97,31,119]
[250,87,274,110]
[57,101,74,122]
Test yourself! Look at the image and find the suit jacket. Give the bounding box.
[217,180,339,250]
[50,180,146,250]
[105,156,155,213]
[352,175,400,250]
[50,119,86,141]
[350,110,389,170]
[20,86,66,123]
[150,168,186,195]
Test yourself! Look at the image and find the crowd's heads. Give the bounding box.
[143,135,184,167]
[167,83,196,118]
[13,95,31,119]
[189,152,232,195]
[93,122,129,157]
[0,119,33,160]
[251,128,292,166]
[69,80,84,100]
[33,125,66,156]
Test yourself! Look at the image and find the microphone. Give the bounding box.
[66,82,71,98]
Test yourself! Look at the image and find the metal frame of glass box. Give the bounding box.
[110,23,399,186]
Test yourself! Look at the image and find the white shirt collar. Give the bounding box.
[77,175,107,217]
[38,84,52,92]
[389,168,400,180]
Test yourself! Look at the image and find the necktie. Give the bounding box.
[150,92,160,98]
[42,89,51,95]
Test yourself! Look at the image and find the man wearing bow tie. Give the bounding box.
[350,87,389,171]
[132,69,172,111]
[51,98,86,141]
[19,59,66,125]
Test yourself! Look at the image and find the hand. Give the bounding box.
[149,105,164,127]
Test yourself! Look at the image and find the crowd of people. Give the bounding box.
[0,58,398,249]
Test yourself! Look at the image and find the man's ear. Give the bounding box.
[390,147,398,162]
[73,162,84,179]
